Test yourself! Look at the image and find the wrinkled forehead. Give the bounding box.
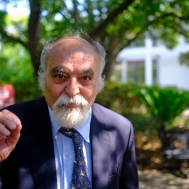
[48,37,99,58]
[45,37,100,71]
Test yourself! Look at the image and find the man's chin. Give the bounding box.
[52,107,88,128]
[57,117,87,129]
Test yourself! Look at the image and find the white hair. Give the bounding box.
[38,29,106,92]
[52,94,89,128]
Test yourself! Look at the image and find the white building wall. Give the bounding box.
[116,36,189,91]
[158,56,189,90]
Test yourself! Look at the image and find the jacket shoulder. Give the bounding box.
[1,97,46,118]
[92,103,132,129]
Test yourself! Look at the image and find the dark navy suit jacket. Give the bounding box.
[0,97,139,189]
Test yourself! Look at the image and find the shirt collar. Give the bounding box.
[48,107,91,143]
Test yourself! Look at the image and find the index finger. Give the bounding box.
[0,109,22,130]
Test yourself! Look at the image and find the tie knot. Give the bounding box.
[59,127,75,138]
[59,127,84,148]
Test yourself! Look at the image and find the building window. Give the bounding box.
[152,60,158,85]
[127,60,157,84]
[127,61,145,83]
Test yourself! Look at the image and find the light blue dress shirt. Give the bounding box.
[48,107,92,189]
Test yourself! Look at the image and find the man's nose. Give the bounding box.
[65,78,80,98]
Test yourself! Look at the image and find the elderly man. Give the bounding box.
[0,29,139,189]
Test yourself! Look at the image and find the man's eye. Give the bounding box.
[82,76,90,81]
[55,74,64,79]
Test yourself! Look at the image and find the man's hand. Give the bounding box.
[0,110,22,162]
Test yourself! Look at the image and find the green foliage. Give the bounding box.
[96,81,189,132]
[0,10,7,29]
[0,42,43,102]
[179,52,189,66]
[133,85,189,130]
[125,113,158,134]
[0,43,32,82]
[95,81,142,115]
[13,79,42,103]
[95,81,158,133]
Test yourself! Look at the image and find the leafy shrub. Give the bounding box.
[96,81,189,132]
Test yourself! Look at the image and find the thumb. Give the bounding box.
[7,124,22,146]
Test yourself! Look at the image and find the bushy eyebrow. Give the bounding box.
[51,67,94,75]
[81,69,94,75]
[52,67,67,73]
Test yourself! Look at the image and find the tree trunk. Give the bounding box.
[28,0,41,77]
[94,34,123,80]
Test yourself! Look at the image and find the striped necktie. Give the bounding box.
[59,127,91,189]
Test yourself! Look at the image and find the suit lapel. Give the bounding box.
[24,98,57,189]
[90,104,111,189]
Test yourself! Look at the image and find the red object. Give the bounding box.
[0,84,15,109]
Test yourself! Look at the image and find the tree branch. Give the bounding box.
[89,0,136,38]
[72,0,80,25]
[0,28,28,49]
[124,12,189,47]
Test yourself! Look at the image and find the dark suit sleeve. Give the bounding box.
[120,126,139,189]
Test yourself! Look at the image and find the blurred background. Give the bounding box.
[1,0,189,188]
